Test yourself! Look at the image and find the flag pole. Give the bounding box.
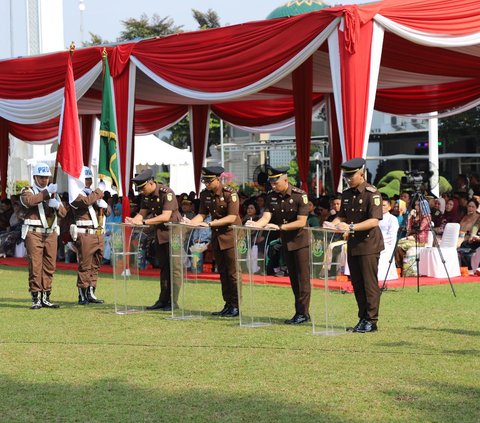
[53,41,76,186]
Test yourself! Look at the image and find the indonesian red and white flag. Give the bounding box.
[57,54,84,203]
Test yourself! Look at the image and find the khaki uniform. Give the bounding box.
[198,185,241,308]
[139,183,182,305]
[70,188,107,290]
[20,187,66,293]
[338,181,384,323]
[265,185,310,315]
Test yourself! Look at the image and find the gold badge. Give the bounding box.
[373,196,380,206]
[167,193,173,201]
[231,194,237,203]
[302,195,308,205]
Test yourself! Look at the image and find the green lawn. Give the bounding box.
[0,266,479,423]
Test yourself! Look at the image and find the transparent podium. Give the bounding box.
[109,223,147,314]
[232,225,278,327]
[167,223,204,320]
[307,227,349,335]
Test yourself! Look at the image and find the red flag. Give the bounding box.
[57,54,83,179]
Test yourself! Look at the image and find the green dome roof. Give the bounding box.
[267,0,331,19]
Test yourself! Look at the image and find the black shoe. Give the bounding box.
[162,303,178,311]
[41,291,60,308]
[222,307,239,317]
[284,314,310,325]
[78,287,89,305]
[347,319,366,332]
[86,287,104,304]
[30,292,42,310]
[212,304,229,316]
[146,299,167,310]
[357,321,378,333]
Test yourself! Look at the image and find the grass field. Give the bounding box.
[0,265,479,423]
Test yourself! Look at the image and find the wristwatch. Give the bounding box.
[349,223,355,233]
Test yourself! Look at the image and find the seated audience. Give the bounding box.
[395,199,431,272]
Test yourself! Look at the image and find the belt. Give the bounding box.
[77,228,98,235]
[28,227,55,234]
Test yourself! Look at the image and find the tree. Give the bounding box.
[118,13,183,41]
[439,106,480,146]
[192,9,221,29]
[82,32,109,47]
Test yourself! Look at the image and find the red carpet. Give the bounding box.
[1,257,478,291]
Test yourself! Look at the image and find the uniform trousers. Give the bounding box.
[347,253,381,322]
[75,233,104,288]
[25,231,58,293]
[212,240,238,308]
[283,244,311,315]
[156,242,181,305]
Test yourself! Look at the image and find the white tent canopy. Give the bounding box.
[134,134,195,194]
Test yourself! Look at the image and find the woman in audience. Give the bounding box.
[458,198,480,247]
[457,198,480,267]
[394,199,431,273]
[435,197,460,235]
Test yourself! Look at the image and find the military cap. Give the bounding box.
[180,193,192,204]
[267,166,289,179]
[201,166,224,178]
[340,157,366,174]
[131,169,154,188]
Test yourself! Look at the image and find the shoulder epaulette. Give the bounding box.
[292,187,306,194]
[159,185,169,193]
[223,186,234,193]
[366,185,377,193]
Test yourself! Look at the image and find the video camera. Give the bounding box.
[400,170,431,193]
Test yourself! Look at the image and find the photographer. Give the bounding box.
[394,199,431,273]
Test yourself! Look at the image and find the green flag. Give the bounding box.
[98,55,120,194]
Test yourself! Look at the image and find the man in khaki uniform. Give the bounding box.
[183,167,241,317]
[70,166,109,305]
[330,158,384,333]
[20,163,66,309]
[126,169,182,311]
[247,166,311,324]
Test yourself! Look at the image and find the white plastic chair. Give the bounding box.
[419,223,461,278]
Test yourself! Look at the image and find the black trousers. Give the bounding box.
[347,253,381,323]
[283,244,311,315]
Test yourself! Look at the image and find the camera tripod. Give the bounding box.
[382,190,456,297]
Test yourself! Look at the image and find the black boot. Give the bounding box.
[30,292,42,310]
[41,291,60,308]
[78,287,89,305]
[86,287,104,304]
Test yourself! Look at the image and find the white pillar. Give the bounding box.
[428,112,439,197]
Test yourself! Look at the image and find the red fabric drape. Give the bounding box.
[113,65,132,220]
[0,118,9,199]
[9,117,60,141]
[338,20,374,160]
[81,115,94,166]
[326,95,342,192]
[212,94,324,128]
[131,13,334,93]
[135,105,187,135]
[375,78,480,115]
[190,106,210,194]
[292,57,313,193]
[0,48,102,99]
